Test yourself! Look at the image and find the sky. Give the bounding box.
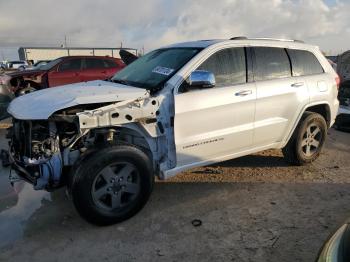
[0,0,349,60]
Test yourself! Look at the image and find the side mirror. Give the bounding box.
[188,70,215,89]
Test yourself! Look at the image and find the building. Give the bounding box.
[18,47,138,62]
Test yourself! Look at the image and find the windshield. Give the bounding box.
[40,58,63,70]
[111,48,202,91]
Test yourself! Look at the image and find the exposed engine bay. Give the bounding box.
[9,117,79,190]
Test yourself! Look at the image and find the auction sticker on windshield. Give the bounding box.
[152,66,174,76]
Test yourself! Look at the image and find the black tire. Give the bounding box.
[282,111,327,165]
[70,144,154,226]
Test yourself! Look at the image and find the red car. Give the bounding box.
[5,55,124,93]
[0,56,125,118]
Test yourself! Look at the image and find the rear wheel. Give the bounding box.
[70,144,154,225]
[283,112,327,165]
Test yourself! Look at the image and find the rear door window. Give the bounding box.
[58,58,82,72]
[85,58,106,70]
[287,49,324,76]
[198,47,246,87]
[253,47,291,81]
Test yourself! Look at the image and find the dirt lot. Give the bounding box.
[0,127,349,262]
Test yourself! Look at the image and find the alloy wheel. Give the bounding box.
[301,123,322,157]
[91,162,140,211]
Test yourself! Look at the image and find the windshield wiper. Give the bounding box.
[112,79,130,86]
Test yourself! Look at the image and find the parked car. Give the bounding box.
[326,55,338,64]
[335,51,350,131]
[0,55,125,119]
[317,219,350,261]
[335,105,350,131]
[6,60,29,71]
[337,50,350,83]
[3,38,339,225]
[0,62,6,73]
[26,60,51,70]
[335,81,350,131]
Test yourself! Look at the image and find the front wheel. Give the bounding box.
[70,144,154,226]
[283,112,327,165]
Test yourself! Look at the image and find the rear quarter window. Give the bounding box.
[104,59,118,68]
[287,49,324,76]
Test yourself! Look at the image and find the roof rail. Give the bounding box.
[230,37,304,43]
[230,36,248,40]
[250,38,305,43]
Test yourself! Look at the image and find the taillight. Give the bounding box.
[335,74,340,90]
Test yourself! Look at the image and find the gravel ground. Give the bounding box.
[0,128,349,262]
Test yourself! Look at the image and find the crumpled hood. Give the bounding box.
[8,80,149,120]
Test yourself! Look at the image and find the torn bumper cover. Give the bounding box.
[7,148,62,191]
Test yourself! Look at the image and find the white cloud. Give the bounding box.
[141,0,350,53]
[0,0,349,58]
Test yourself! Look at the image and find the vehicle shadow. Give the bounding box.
[212,153,289,168]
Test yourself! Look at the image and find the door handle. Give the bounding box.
[235,90,252,96]
[291,82,304,88]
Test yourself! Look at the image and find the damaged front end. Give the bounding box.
[0,70,46,120]
[3,77,177,191]
[5,98,174,191]
[7,119,72,190]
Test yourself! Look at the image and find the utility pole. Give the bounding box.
[64,35,67,48]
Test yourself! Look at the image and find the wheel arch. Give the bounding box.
[67,125,158,192]
[305,103,331,127]
[91,123,160,170]
[283,102,331,147]
[114,124,157,160]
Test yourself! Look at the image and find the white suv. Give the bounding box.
[5,38,339,225]
[7,60,29,71]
